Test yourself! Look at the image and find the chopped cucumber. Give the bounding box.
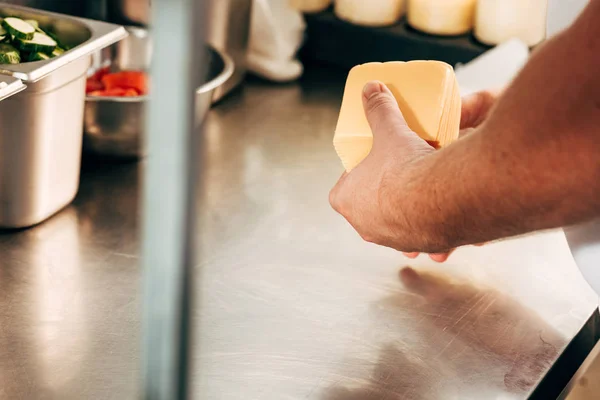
[51,47,64,57]
[24,19,39,30]
[3,17,35,40]
[15,32,56,53]
[28,52,50,62]
[0,16,67,63]
[0,43,21,64]
[43,30,67,50]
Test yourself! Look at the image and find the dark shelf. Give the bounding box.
[300,10,490,71]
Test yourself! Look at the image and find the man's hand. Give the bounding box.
[331,1,600,257]
[329,81,499,257]
[403,89,499,262]
[329,81,434,249]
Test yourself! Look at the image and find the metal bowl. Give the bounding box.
[83,34,234,159]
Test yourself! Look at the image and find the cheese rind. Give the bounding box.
[333,61,461,172]
[289,0,332,13]
[474,0,547,46]
[334,0,406,27]
[407,0,476,36]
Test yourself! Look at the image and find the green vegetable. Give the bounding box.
[3,17,35,40]
[15,32,56,53]
[44,30,67,50]
[24,19,39,30]
[28,51,50,61]
[51,47,64,57]
[0,43,21,64]
[0,16,66,63]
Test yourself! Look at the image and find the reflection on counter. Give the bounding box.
[0,161,141,399]
[398,267,561,392]
[322,265,562,399]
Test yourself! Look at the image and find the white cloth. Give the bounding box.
[246,0,305,82]
[546,0,600,295]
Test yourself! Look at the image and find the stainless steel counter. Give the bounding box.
[0,68,599,399]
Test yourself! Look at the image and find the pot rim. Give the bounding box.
[85,46,234,103]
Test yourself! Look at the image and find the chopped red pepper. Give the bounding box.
[101,71,147,95]
[91,66,110,82]
[102,88,131,97]
[123,89,139,97]
[85,79,104,94]
[86,69,148,97]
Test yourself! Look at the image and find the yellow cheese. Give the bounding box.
[334,0,406,27]
[474,0,547,46]
[407,0,476,36]
[289,0,332,13]
[333,61,461,172]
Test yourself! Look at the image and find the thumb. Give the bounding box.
[362,81,419,147]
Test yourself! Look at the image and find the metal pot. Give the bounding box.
[107,0,251,101]
[0,4,126,229]
[83,32,234,159]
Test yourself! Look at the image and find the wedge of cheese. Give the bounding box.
[333,61,461,172]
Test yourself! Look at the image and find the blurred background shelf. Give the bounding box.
[300,9,490,71]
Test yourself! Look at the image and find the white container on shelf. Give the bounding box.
[289,0,332,13]
[474,0,548,46]
[407,0,476,36]
[334,0,406,27]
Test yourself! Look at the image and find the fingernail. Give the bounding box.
[430,254,449,263]
[363,81,384,99]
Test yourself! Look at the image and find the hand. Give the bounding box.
[329,81,435,250]
[329,81,500,254]
[402,89,500,261]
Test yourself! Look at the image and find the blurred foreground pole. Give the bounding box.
[141,0,206,398]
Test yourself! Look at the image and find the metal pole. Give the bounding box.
[141,0,206,398]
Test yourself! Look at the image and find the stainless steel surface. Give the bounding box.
[0,70,598,399]
[561,328,600,400]
[114,26,151,71]
[0,57,89,228]
[141,0,205,397]
[207,0,252,101]
[83,45,233,159]
[0,4,126,229]
[0,75,26,101]
[108,0,250,100]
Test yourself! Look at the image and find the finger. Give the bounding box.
[362,81,420,147]
[329,172,348,211]
[429,251,453,263]
[460,89,501,130]
[403,252,419,259]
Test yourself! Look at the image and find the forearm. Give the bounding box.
[394,6,600,252]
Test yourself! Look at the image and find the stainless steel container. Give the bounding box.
[83,40,233,159]
[107,0,251,101]
[206,0,252,101]
[0,4,126,228]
